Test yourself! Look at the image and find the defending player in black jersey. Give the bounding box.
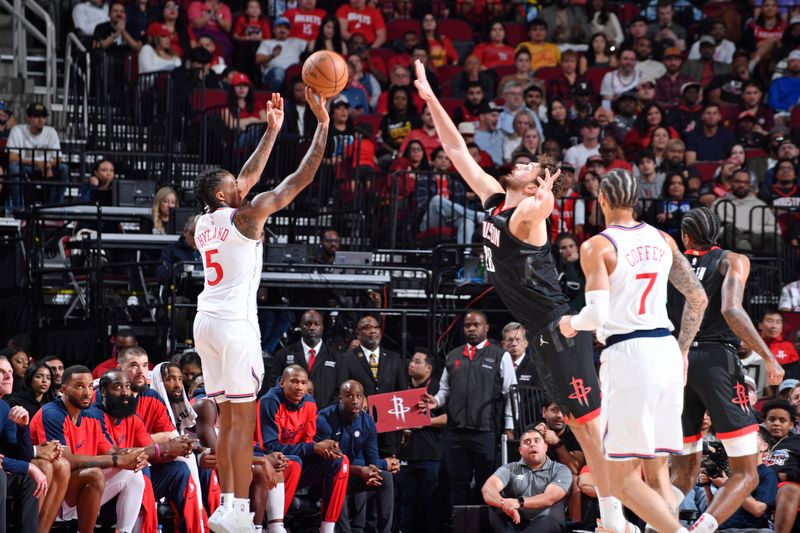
[413,59,635,533]
[669,207,784,533]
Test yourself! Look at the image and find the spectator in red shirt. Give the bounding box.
[422,12,457,67]
[159,0,196,59]
[472,22,515,70]
[623,103,679,160]
[399,104,442,156]
[187,0,233,61]
[31,366,148,533]
[284,0,325,42]
[233,0,270,43]
[336,0,386,48]
[759,309,800,378]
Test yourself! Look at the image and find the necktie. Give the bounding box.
[307,348,316,371]
[369,352,379,379]
[463,344,477,360]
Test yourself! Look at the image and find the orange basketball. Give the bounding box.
[302,51,349,98]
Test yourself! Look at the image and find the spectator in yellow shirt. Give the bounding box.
[515,19,561,72]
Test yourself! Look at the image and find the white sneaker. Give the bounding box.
[209,505,231,533]
[216,508,256,533]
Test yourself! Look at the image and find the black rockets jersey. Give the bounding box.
[482,193,568,329]
[668,247,739,346]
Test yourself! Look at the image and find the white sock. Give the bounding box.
[268,523,288,533]
[691,513,718,533]
[598,496,627,533]
[221,492,235,510]
[321,521,336,533]
[267,482,285,519]
[255,527,263,533]
[234,497,250,514]
[672,485,686,507]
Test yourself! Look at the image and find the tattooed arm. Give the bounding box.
[236,93,284,198]
[721,252,785,385]
[235,88,329,240]
[665,233,708,355]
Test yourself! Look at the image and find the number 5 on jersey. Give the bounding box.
[635,272,657,315]
[205,249,224,286]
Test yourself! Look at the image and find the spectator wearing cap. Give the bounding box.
[170,46,222,96]
[779,379,800,401]
[667,81,703,137]
[336,0,386,48]
[564,117,601,172]
[706,50,754,109]
[222,73,266,146]
[681,35,731,87]
[769,50,800,112]
[499,81,540,137]
[515,19,561,71]
[622,16,650,50]
[256,17,307,91]
[759,157,800,206]
[138,23,182,74]
[452,82,485,130]
[569,81,596,124]
[6,103,69,210]
[736,112,766,150]
[655,47,693,110]
[539,0,590,45]
[633,36,666,81]
[647,0,687,51]
[546,51,581,108]
[685,104,736,164]
[612,92,638,135]
[0,100,16,141]
[475,100,504,166]
[759,310,800,379]
[688,19,735,64]
[72,0,109,39]
[600,49,641,101]
[93,1,143,53]
[635,78,657,108]
[187,0,232,61]
[764,138,800,187]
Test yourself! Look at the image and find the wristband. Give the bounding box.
[154,443,161,458]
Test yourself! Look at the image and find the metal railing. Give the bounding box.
[1,0,57,105]
[64,32,91,137]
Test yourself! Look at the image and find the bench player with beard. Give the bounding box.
[413,59,634,533]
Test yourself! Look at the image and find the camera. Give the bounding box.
[700,440,730,484]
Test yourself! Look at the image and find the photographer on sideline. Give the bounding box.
[702,432,776,532]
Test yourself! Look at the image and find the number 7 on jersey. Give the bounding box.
[635,272,657,315]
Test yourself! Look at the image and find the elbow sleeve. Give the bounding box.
[570,290,610,331]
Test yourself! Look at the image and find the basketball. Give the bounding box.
[302,51,349,98]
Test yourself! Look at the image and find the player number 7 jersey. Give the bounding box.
[596,223,674,343]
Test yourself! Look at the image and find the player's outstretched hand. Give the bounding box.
[535,165,560,195]
[266,92,284,131]
[414,59,435,102]
[558,315,577,338]
[306,87,329,124]
[766,359,785,386]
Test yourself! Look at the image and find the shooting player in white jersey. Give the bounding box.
[192,90,330,533]
[559,169,708,533]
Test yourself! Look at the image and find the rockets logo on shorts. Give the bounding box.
[567,377,592,407]
[731,382,750,413]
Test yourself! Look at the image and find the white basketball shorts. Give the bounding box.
[600,334,684,460]
[193,312,264,403]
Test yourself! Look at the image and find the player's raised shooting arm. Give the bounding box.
[236,88,329,239]
[666,234,708,354]
[413,60,504,205]
[237,93,284,198]
[721,253,784,384]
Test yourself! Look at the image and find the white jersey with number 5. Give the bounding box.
[596,222,674,343]
[195,207,263,327]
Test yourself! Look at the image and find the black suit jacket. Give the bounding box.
[337,346,408,456]
[266,341,340,408]
[336,346,408,397]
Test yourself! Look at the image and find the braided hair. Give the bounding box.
[599,169,638,209]
[193,167,228,213]
[681,207,721,249]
